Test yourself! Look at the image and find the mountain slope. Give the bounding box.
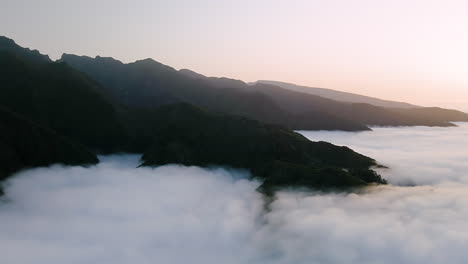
[388,107,468,124]
[0,38,128,152]
[0,36,389,193]
[255,80,420,108]
[140,103,386,193]
[0,107,98,194]
[61,54,369,131]
[180,70,468,126]
[61,52,468,131]
[0,36,51,64]
[248,83,467,127]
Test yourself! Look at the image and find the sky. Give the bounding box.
[2,124,468,263]
[1,0,467,110]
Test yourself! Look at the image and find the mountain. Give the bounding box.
[388,107,468,124]
[0,36,51,64]
[61,54,468,131]
[0,106,98,194]
[61,54,368,131]
[0,37,128,152]
[0,36,388,194]
[179,69,247,89]
[140,103,386,193]
[249,83,468,127]
[2,36,466,194]
[254,80,420,109]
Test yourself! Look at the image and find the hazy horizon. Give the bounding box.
[2,0,467,110]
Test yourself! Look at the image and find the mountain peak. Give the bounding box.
[179,69,207,79]
[133,58,163,66]
[94,55,124,65]
[0,36,51,63]
[60,54,124,68]
[61,53,92,60]
[131,58,176,72]
[0,36,20,48]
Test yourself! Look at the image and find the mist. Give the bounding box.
[1,124,468,263]
[299,123,468,186]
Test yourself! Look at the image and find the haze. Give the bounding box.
[1,0,467,109]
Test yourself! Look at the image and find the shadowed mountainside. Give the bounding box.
[140,104,386,193]
[61,54,369,131]
[0,43,128,152]
[0,107,98,194]
[61,54,468,130]
[0,36,387,194]
[254,80,420,108]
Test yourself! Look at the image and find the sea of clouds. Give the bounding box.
[1,123,468,264]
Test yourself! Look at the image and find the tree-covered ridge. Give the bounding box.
[0,49,128,153]
[61,52,468,131]
[141,104,386,193]
[0,107,98,194]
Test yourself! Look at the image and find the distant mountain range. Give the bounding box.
[60,54,468,131]
[252,80,420,109]
[0,36,392,194]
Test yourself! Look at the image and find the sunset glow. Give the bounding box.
[1,0,467,108]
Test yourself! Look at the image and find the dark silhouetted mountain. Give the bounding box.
[0,37,389,194]
[0,40,128,152]
[61,54,468,130]
[0,36,51,64]
[388,107,468,124]
[59,54,181,107]
[0,107,98,194]
[254,80,420,109]
[179,69,247,89]
[140,103,386,193]
[61,54,369,131]
[248,83,468,127]
[178,68,208,79]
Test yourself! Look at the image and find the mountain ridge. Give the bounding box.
[60,53,468,131]
[1,35,467,194]
[0,36,388,194]
[251,80,420,109]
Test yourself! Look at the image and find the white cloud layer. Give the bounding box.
[1,123,468,264]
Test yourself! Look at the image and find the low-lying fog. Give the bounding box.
[1,124,468,264]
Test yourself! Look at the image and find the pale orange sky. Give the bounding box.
[1,0,467,110]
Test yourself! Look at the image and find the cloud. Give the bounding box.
[0,157,263,264]
[1,123,468,264]
[299,123,468,186]
[263,185,468,264]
